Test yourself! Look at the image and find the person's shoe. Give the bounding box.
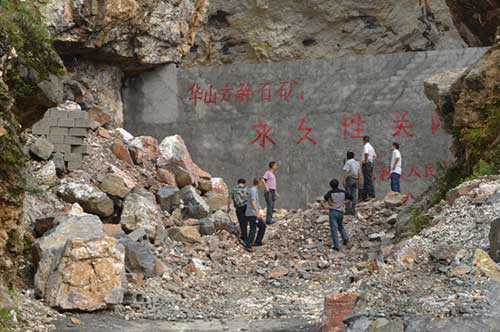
[255,240,267,246]
[244,246,255,252]
[332,247,340,252]
[266,221,276,225]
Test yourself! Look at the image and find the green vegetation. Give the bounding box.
[409,208,432,234]
[0,308,15,332]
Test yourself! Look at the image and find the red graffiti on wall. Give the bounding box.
[204,84,217,105]
[188,84,204,105]
[259,82,273,103]
[221,84,233,103]
[235,82,253,102]
[296,117,318,145]
[392,112,415,138]
[278,80,299,101]
[250,120,277,149]
[341,113,366,139]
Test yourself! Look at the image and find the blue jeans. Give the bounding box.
[245,216,267,247]
[329,209,349,249]
[390,173,401,193]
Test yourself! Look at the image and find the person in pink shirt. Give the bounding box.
[263,161,279,225]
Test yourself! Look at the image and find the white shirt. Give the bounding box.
[343,159,360,177]
[391,149,402,175]
[363,143,377,163]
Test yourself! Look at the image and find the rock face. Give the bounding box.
[34,212,104,298]
[40,0,209,73]
[56,182,114,217]
[185,0,466,66]
[120,239,156,278]
[180,185,210,219]
[490,218,500,263]
[44,237,126,311]
[156,185,180,213]
[120,189,163,239]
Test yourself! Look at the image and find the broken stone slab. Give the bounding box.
[384,191,409,208]
[128,228,148,242]
[120,188,163,239]
[167,226,201,244]
[180,185,210,219]
[120,238,156,278]
[99,173,132,198]
[34,213,104,298]
[199,218,216,236]
[56,182,114,217]
[30,137,54,160]
[44,236,126,311]
[490,217,500,262]
[111,137,133,165]
[156,185,180,213]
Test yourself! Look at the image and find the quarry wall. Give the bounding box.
[123,48,487,207]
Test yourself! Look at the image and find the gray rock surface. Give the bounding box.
[30,137,54,160]
[120,239,156,278]
[120,189,163,239]
[156,185,180,213]
[180,185,210,219]
[56,182,114,217]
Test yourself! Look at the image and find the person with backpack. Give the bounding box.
[324,179,353,251]
[228,178,249,243]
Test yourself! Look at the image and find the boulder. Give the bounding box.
[199,218,216,236]
[384,191,408,208]
[156,185,180,213]
[120,189,163,239]
[115,128,134,142]
[88,106,112,127]
[490,218,500,262]
[212,210,236,234]
[197,178,212,193]
[111,138,133,165]
[129,136,159,165]
[44,237,126,311]
[205,191,228,211]
[170,164,198,188]
[210,177,229,197]
[127,228,148,242]
[180,185,210,219]
[30,137,54,160]
[158,135,199,187]
[473,249,500,283]
[322,292,358,332]
[34,213,104,298]
[56,182,114,217]
[168,226,201,244]
[99,173,132,198]
[120,238,156,278]
[35,161,58,186]
[103,224,126,239]
[157,168,176,185]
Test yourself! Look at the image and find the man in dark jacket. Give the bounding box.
[324,179,352,251]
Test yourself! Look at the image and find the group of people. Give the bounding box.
[228,136,403,252]
[227,161,279,251]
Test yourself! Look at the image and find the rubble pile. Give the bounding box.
[14,101,500,331]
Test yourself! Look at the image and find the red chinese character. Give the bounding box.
[379,166,391,182]
[432,113,441,134]
[405,164,422,178]
[250,120,277,149]
[188,84,203,105]
[203,84,217,105]
[259,82,272,103]
[424,164,434,177]
[278,80,298,101]
[221,84,233,103]
[298,91,305,101]
[296,117,318,145]
[341,113,366,139]
[392,112,415,138]
[235,82,252,102]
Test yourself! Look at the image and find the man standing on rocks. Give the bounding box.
[342,151,362,215]
[245,177,267,251]
[361,136,377,201]
[263,161,279,225]
[324,179,352,251]
[390,142,402,193]
[228,178,249,243]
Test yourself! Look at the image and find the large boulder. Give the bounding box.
[179,185,210,219]
[490,218,500,263]
[128,136,160,165]
[158,135,199,188]
[30,136,54,160]
[44,237,126,311]
[120,238,156,278]
[384,191,409,208]
[56,182,114,217]
[99,173,133,198]
[156,185,180,213]
[34,212,104,297]
[168,226,201,244]
[205,191,228,211]
[120,188,163,239]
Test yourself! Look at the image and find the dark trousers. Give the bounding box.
[264,190,276,224]
[329,209,349,249]
[361,162,375,200]
[345,176,358,215]
[245,216,266,247]
[390,173,401,193]
[236,205,248,242]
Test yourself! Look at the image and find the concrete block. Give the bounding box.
[71,144,88,154]
[50,110,68,120]
[54,144,72,154]
[50,127,68,136]
[69,127,88,137]
[58,118,75,127]
[67,161,82,171]
[32,122,50,135]
[64,153,83,162]
[64,136,84,145]
[74,118,92,128]
[48,135,65,144]
[68,111,88,120]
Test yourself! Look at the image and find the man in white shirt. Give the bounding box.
[361,136,377,201]
[342,151,363,215]
[390,142,402,193]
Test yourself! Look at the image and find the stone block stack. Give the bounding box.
[31,102,92,170]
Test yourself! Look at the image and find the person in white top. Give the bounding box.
[361,136,377,201]
[390,142,402,193]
